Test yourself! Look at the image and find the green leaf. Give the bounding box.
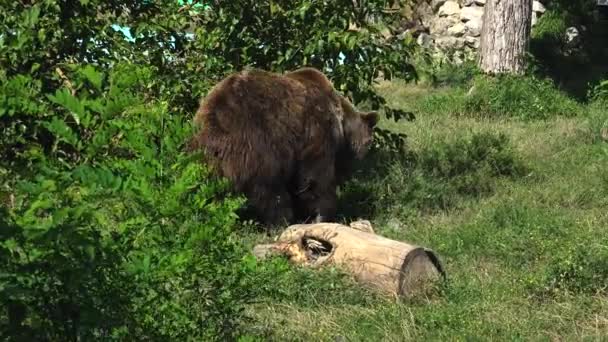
[47,88,88,127]
[143,254,150,274]
[80,65,103,91]
[242,254,258,271]
[43,117,80,148]
[25,5,41,27]
[30,63,41,73]
[2,238,20,254]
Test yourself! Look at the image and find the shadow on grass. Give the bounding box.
[529,5,608,101]
[336,131,529,222]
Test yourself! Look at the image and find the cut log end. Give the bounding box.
[399,248,445,298]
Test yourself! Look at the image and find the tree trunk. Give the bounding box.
[479,0,533,74]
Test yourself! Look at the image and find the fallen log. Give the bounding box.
[253,221,445,298]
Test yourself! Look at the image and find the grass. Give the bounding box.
[242,79,608,340]
[389,75,583,120]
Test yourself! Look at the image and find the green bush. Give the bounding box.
[338,132,526,218]
[414,56,480,88]
[528,8,580,85]
[433,61,480,88]
[1,0,418,339]
[531,10,568,44]
[415,75,581,120]
[581,79,607,144]
[588,80,608,103]
[0,64,256,340]
[465,75,582,120]
[465,76,580,119]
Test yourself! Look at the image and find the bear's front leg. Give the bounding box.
[291,179,337,223]
[311,188,337,223]
[291,153,338,223]
[245,183,295,228]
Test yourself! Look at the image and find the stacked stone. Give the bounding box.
[413,0,547,63]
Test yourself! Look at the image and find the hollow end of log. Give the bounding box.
[301,235,334,265]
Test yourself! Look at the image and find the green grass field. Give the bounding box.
[244,80,608,341]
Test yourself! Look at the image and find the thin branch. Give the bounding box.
[55,67,77,96]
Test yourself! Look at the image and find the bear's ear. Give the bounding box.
[362,111,379,128]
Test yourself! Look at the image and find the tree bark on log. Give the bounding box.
[253,222,445,298]
[479,0,533,75]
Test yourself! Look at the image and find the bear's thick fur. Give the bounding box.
[187,67,378,226]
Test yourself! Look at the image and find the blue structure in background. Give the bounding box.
[111,1,207,42]
[109,1,349,65]
[111,25,135,42]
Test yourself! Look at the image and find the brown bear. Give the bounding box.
[187,67,378,226]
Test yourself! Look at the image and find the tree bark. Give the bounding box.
[479,0,533,74]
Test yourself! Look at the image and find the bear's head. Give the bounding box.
[338,95,379,160]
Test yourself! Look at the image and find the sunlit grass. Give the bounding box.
[244,80,608,340]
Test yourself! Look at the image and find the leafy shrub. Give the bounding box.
[432,61,480,88]
[414,56,480,88]
[464,75,582,120]
[528,8,581,83]
[588,80,608,103]
[531,10,568,44]
[1,0,418,339]
[414,75,582,120]
[338,132,526,218]
[0,64,257,340]
[580,80,608,144]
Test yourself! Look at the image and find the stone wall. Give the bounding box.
[395,0,548,62]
